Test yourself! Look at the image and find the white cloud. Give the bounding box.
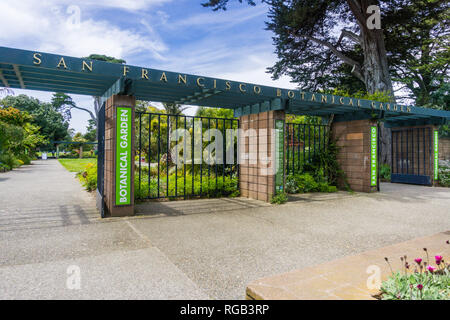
[169,5,267,30]
[1,1,297,131]
[0,1,168,59]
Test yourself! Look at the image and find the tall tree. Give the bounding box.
[383,0,449,106]
[203,0,396,96]
[51,92,97,125]
[1,94,70,143]
[203,0,449,164]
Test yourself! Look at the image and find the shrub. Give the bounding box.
[285,175,299,194]
[18,154,32,165]
[285,171,339,194]
[380,164,391,182]
[78,163,98,191]
[438,161,450,187]
[270,192,288,204]
[380,245,450,300]
[296,173,318,193]
[327,185,338,193]
[135,172,240,200]
[0,153,20,170]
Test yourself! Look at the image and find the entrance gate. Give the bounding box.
[391,127,433,185]
[285,122,329,175]
[0,46,449,217]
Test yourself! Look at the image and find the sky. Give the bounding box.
[0,0,297,134]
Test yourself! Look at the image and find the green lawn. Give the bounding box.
[58,159,96,172]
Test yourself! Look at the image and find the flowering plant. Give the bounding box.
[380,243,450,300]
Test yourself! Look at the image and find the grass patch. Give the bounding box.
[59,159,96,173]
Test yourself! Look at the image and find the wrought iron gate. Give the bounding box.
[135,112,239,200]
[96,102,106,217]
[391,127,433,185]
[285,122,329,175]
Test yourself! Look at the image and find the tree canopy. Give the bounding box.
[1,94,70,143]
[202,0,449,107]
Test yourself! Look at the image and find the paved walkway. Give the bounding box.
[1,161,449,299]
[0,160,208,299]
[246,231,450,299]
[0,159,98,231]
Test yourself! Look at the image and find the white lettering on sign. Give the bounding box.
[117,108,130,204]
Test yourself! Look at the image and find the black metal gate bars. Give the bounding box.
[285,122,329,175]
[391,127,433,185]
[96,102,106,217]
[135,112,239,200]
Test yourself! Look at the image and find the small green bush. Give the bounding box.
[78,163,98,192]
[285,172,339,194]
[296,173,318,193]
[285,175,299,194]
[0,153,20,170]
[438,161,450,187]
[18,154,31,165]
[270,192,288,204]
[327,185,338,193]
[380,164,391,182]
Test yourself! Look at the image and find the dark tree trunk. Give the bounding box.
[361,28,394,165]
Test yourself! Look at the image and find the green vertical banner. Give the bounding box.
[116,107,132,206]
[434,130,439,181]
[370,126,377,187]
[275,120,284,193]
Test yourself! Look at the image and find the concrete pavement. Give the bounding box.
[0,160,449,299]
[0,160,208,299]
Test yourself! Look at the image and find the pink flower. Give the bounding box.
[417,284,423,290]
[414,258,422,264]
[435,256,443,265]
[427,265,436,272]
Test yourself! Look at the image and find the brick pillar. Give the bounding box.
[239,110,285,202]
[332,119,377,193]
[440,137,450,161]
[104,95,136,217]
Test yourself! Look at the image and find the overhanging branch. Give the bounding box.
[299,34,364,82]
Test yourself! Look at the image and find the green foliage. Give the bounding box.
[1,94,70,144]
[304,138,347,188]
[438,162,450,187]
[0,106,45,171]
[135,172,240,200]
[59,159,97,173]
[78,162,98,192]
[83,54,126,64]
[286,134,347,194]
[202,1,449,107]
[381,253,450,300]
[74,162,240,200]
[84,119,97,142]
[384,0,449,106]
[270,192,288,204]
[286,172,338,194]
[331,89,392,103]
[195,107,234,119]
[0,152,20,170]
[380,164,391,182]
